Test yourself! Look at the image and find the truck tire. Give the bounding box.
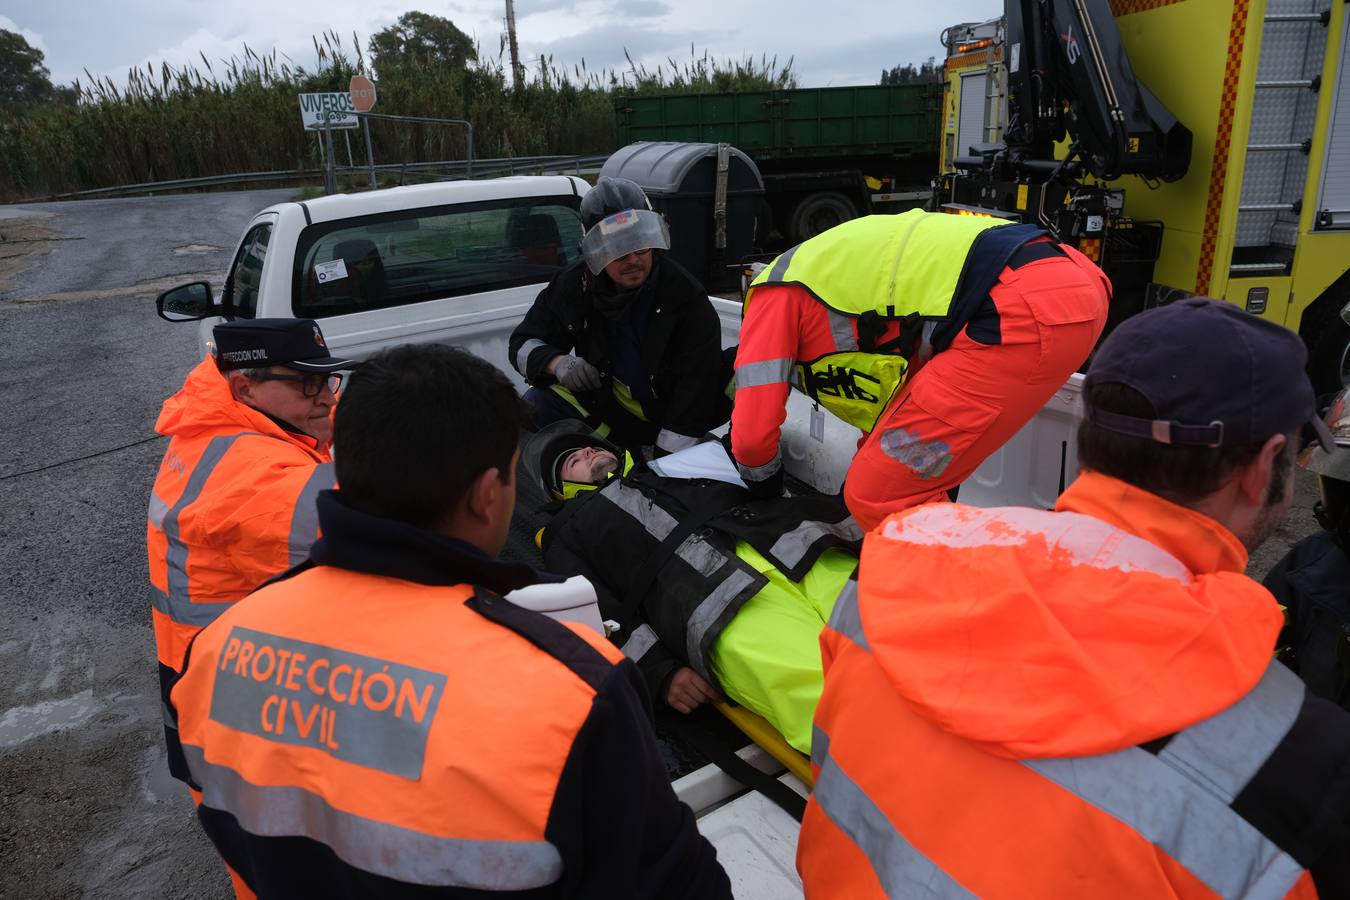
[789,192,858,243]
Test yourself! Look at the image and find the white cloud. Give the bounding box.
[0,14,49,56]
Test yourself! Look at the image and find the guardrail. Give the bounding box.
[41,153,610,201]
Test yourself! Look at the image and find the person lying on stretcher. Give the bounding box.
[524,421,860,754]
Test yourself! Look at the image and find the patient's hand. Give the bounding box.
[665,667,721,714]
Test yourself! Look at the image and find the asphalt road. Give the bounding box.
[0,189,1325,898]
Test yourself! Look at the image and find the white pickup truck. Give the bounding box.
[158,176,1084,898]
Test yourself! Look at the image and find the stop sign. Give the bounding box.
[349,75,377,113]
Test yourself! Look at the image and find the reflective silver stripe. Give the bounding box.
[827,310,859,352]
[160,435,246,627]
[1025,714,1306,898]
[514,338,549,375]
[769,517,863,569]
[287,462,334,566]
[599,480,678,539]
[621,624,660,662]
[675,535,724,577]
[1159,662,1304,803]
[736,452,781,482]
[655,429,702,454]
[735,357,795,389]
[811,723,829,769]
[812,726,977,898]
[148,492,170,530]
[826,579,869,652]
[599,479,751,675]
[766,244,798,283]
[686,568,756,677]
[183,743,563,889]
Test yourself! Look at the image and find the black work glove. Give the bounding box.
[744,466,784,500]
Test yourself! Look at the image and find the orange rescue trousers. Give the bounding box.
[843,248,1109,531]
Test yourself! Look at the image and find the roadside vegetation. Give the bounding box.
[0,13,796,200]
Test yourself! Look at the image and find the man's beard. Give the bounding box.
[588,455,620,482]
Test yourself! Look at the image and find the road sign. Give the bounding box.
[298,92,359,130]
[349,76,377,113]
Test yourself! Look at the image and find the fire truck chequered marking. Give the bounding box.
[1197,0,1251,295]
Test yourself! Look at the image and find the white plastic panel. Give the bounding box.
[697,789,804,900]
[1317,5,1350,227]
[960,374,1084,510]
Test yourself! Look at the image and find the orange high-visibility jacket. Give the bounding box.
[800,471,1350,898]
[171,567,627,892]
[147,356,333,678]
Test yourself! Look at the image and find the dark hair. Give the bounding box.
[333,344,525,527]
[1078,382,1293,504]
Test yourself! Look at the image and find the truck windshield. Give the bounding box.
[291,196,584,317]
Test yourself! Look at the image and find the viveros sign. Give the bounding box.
[298,92,359,130]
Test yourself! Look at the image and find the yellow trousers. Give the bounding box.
[708,543,857,754]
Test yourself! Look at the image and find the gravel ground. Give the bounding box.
[1,190,291,900]
[0,189,1326,898]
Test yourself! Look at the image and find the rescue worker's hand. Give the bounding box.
[665,666,721,714]
[552,355,603,392]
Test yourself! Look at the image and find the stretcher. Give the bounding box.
[714,700,813,788]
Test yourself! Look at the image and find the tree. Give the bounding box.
[369,12,476,76]
[0,29,57,115]
[879,57,940,86]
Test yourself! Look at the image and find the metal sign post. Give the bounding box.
[349,76,380,191]
[323,121,337,195]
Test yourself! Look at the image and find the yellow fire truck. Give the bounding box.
[936,0,1350,391]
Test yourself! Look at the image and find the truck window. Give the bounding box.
[291,197,584,318]
[223,223,272,319]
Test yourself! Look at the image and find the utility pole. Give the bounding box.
[505,0,523,90]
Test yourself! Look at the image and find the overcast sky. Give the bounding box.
[1,0,998,91]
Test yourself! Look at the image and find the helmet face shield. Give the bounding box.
[580,209,670,275]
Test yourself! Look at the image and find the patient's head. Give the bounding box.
[522,421,625,501]
[559,445,620,484]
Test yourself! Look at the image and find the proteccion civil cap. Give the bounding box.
[1084,297,1334,452]
[212,318,353,373]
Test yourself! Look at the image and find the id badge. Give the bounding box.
[810,404,825,443]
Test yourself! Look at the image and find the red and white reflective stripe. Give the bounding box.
[879,505,1193,584]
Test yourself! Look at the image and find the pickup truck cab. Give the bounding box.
[159,176,598,386]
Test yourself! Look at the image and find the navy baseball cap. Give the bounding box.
[1084,298,1334,452]
[212,318,352,373]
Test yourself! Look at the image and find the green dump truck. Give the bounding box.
[615,83,941,245]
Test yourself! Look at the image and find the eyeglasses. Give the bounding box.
[253,371,343,397]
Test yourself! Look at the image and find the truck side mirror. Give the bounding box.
[157,281,218,321]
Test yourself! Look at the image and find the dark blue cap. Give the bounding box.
[1084,298,1334,452]
[212,318,352,373]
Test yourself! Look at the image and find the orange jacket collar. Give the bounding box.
[155,356,329,459]
[1057,470,1248,576]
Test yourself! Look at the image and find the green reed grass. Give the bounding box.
[0,32,796,199]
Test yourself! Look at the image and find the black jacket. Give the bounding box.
[541,468,861,704]
[509,256,730,449]
[174,491,731,900]
[1266,531,1350,710]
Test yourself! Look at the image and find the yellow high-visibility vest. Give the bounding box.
[746,210,1009,431]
